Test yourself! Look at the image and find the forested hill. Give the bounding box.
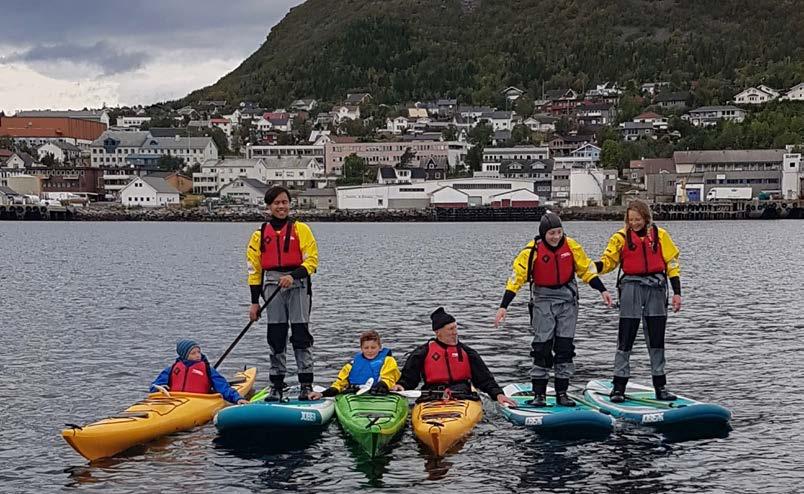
[184,0,804,107]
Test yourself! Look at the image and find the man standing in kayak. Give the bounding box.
[247,185,319,401]
[494,212,612,407]
[392,307,517,407]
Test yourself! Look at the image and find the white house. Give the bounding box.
[586,82,622,98]
[334,105,361,122]
[377,166,426,184]
[257,157,329,189]
[570,143,602,161]
[256,113,292,133]
[386,116,410,134]
[523,115,557,133]
[224,109,242,124]
[479,111,514,131]
[218,177,270,205]
[290,99,318,112]
[37,142,82,163]
[733,87,778,105]
[193,158,258,195]
[633,112,669,130]
[116,116,152,128]
[501,86,525,102]
[193,156,328,195]
[782,83,804,101]
[682,106,747,127]
[3,152,36,169]
[120,176,180,207]
[308,130,333,145]
[210,118,235,137]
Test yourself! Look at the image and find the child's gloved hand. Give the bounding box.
[369,381,389,395]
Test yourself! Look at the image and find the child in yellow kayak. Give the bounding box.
[308,331,400,399]
[150,339,249,404]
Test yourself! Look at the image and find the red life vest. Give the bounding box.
[423,341,472,385]
[260,221,304,271]
[529,239,575,287]
[620,225,666,275]
[168,360,213,394]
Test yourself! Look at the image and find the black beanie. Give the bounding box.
[538,212,563,239]
[431,307,456,331]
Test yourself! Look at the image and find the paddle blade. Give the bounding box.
[356,378,375,396]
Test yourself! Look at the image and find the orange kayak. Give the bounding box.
[411,398,483,456]
[62,367,256,461]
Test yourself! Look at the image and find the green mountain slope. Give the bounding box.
[184,0,804,106]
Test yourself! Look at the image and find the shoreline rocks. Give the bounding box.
[71,205,629,222]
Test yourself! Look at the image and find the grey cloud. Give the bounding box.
[1,0,304,56]
[3,41,150,75]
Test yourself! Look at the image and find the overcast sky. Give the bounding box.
[0,0,304,113]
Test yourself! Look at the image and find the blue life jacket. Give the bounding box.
[348,348,391,385]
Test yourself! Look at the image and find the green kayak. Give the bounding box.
[335,393,409,458]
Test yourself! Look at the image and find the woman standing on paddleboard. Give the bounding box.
[595,199,681,403]
[494,212,612,408]
[246,185,319,402]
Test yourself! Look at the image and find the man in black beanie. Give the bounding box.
[494,211,613,407]
[392,307,516,407]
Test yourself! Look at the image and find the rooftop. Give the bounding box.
[140,176,180,194]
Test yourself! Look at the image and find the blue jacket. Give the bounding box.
[348,348,391,385]
[150,355,243,404]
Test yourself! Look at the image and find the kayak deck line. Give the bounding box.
[421,412,464,420]
[587,390,688,409]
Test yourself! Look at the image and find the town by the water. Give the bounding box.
[2,83,803,221]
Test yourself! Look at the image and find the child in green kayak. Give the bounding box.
[150,339,248,404]
[308,331,401,400]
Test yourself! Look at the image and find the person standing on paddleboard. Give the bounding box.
[494,212,612,407]
[595,199,681,403]
[246,185,319,401]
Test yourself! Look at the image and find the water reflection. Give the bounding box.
[213,427,329,458]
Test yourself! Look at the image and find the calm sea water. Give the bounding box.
[1,220,802,493]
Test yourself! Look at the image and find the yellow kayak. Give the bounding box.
[411,398,483,456]
[62,367,256,461]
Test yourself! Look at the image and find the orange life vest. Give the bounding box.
[168,360,212,394]
[423,340,472,385]
[260,221,303,271]
[620,225,666,276]
[529,239,575,287]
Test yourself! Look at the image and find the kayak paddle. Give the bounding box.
[214,285,282,369]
